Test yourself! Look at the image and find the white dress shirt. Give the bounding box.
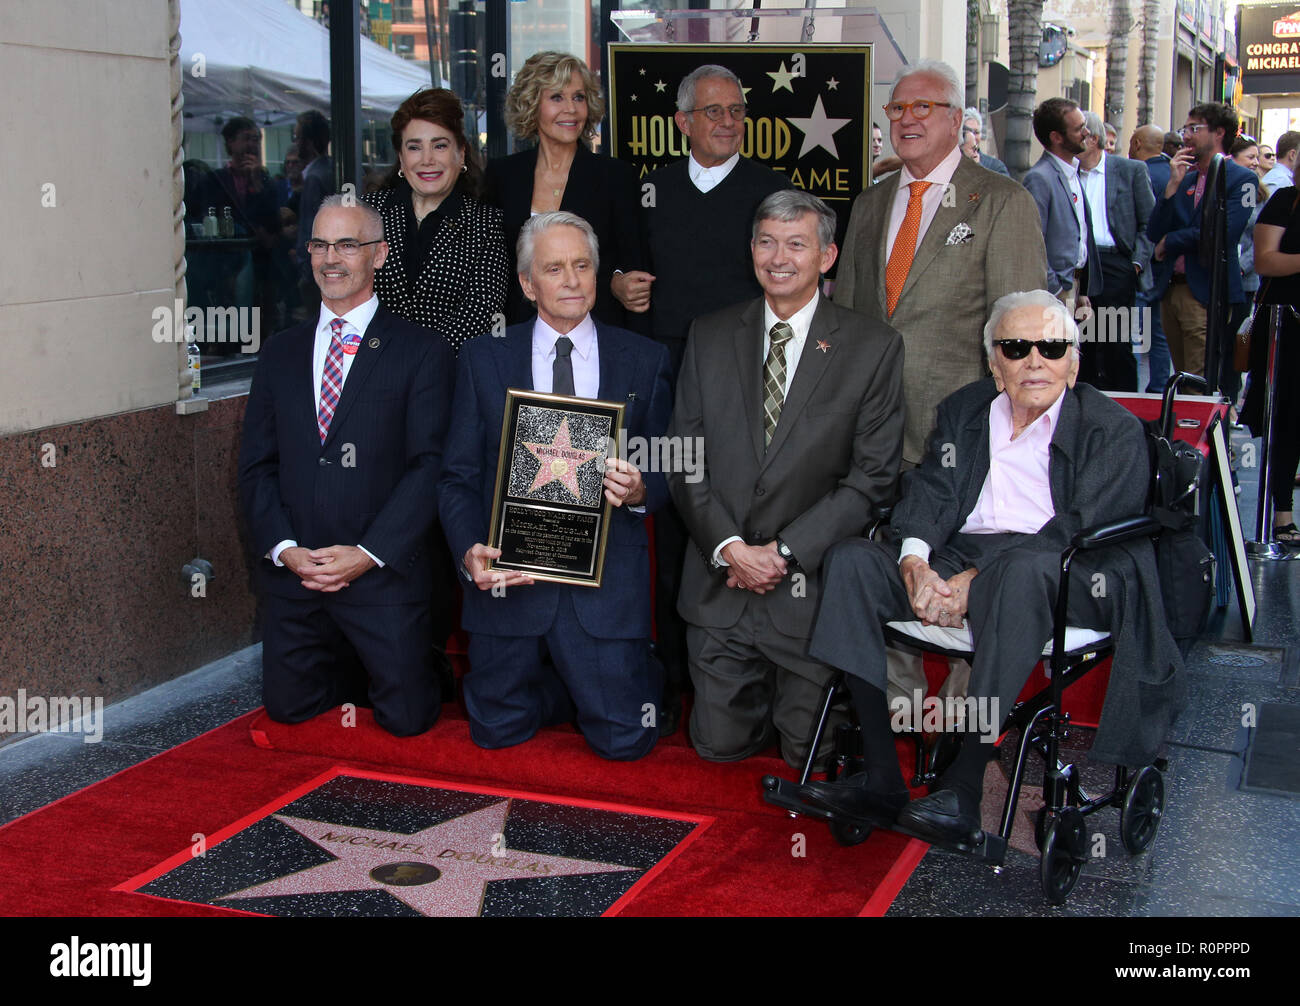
[689,152,740,193]
[531,313,599,397]
[1079,153,1116,250]
[271,295,384,568]
[886,144,963,260]
[713,290,820,565]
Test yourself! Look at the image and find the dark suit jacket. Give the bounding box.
[1022,153,1102,297]
[1099,153,1156,280]
[668,295,904,638]
[894,377,1185,765]
[360,185,510,355]
[238,305,454,606]
[439,319,673,640]
[1143,155,1175,298]
[1148,157,1256,305]
[486,144,644,326]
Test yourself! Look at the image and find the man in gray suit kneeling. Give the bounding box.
[668,190,904,768]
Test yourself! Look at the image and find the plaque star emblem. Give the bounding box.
[826,77,839,91]
[787,95,852,160]
[215,802,636,917]
[767,60,797,93]
[522,416,603,499]
[631,93,638,102]
[816,340,831,354]
[653,79,667,93]
[638,67,646,76]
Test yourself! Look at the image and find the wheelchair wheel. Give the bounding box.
[1039,809,1086,905]
[828,817,873,847]
[1120,765,1164,854]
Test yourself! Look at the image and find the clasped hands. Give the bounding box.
[280,545,376,592]
[722,541,786,594]
[465,460,646,592]
[899,555,977,628]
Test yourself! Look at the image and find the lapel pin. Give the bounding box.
[627,392,638,400]
[368,337,381,349]
[816,340,831,354]
[968,192,980,203]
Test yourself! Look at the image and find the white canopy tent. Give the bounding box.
[179,0,435,131]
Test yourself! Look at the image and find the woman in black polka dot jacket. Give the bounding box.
[363,88,510,356]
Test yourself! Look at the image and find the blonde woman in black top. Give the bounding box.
[487,52,644,326]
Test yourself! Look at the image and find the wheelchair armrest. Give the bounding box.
[1070,515,1161,551]
[866,505,893,541]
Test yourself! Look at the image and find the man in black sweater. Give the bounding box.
[615,64,790,735]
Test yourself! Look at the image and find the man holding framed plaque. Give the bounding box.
[439,212,674,760]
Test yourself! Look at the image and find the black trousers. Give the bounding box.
[1079,248,1139,392]
[261,594,439,737]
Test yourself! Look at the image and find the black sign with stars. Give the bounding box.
[607,44,873,234]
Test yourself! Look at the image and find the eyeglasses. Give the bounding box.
[685,103,746,122]
[1179,124,1208,137]
[883,100,954,121]
[306,238,383,256]
[993,339,1074,361]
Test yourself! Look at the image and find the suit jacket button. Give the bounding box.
[318,457,327,466]
[755,486,766,496]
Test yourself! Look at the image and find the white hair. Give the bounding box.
[317,194,384,240]
[677,65,743,114]
[517,211,599,276]
[1081,110,1105,145]
[983,290,1081,362]
[891,60,964,122]
[962,106,984,131]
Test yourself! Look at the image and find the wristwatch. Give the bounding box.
[775,537,797,567]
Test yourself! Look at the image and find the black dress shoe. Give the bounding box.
[796,773,910,822]
[896,789,981,844]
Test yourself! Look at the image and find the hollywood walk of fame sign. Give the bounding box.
[606,44,874,258]
[120,769,711,917]
[487,389,625,587]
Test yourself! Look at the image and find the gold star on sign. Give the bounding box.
[826,77,839,91]
[653,79,666,93]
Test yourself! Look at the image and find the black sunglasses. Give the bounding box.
[993,338,1073,361]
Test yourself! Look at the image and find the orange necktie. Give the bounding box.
[885,180,932,316]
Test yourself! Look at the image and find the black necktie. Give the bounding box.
[553,336,575,397]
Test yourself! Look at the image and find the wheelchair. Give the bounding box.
[762,375,1209,905]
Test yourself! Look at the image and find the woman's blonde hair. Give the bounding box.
[505,51,605,143]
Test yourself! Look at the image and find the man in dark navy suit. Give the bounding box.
[239,195,453,736]
[439,211,673,761]
[1148,102,1257,379]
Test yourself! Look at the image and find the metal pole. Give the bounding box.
[1247,305,1288,559]
[329,1,362,193]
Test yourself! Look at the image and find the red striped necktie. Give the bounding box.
[317,318,346,443]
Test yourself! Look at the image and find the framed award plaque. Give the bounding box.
[486,389,625,587]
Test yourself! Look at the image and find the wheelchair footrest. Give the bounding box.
[761,774,1009,865]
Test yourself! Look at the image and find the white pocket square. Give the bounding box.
[945,223,973,246]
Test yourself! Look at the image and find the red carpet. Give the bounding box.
[0,705,925,917]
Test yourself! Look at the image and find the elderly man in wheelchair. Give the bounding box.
[779,290,1186,875]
